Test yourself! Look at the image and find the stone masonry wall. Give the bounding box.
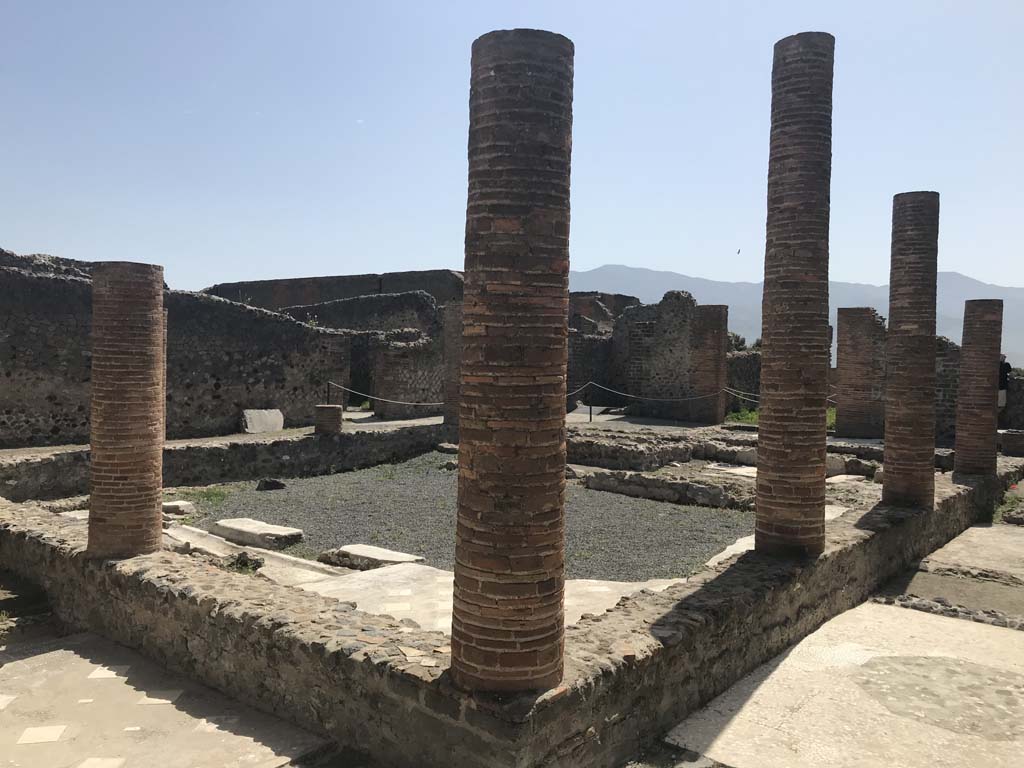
[0,423,445,502]
[281,290,441,335]
[0,267,350,447]
[204,269,464,310]
[371,335,444,420]
[610,291,727,423]
[936,336,961,446]
[1002,373,1024,430]
[567,331,617,407]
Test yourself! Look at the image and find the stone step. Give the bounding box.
[209,517,303,549]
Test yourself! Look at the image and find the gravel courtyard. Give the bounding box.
[173,452,754,581]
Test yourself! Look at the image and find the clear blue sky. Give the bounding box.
[3,1,1021,290]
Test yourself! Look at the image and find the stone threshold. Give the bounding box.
[0,459,1020,768]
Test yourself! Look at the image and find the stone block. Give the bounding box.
[256,478,287,491]
[162,500,196,518]
[314,404,344,435]
[318,544,424,570]
[240,409,284,434]
[436,443,459,455]
[209,518,303,549]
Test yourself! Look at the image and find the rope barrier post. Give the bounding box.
[589,400,592,422]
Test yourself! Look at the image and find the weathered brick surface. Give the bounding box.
[608,292,727,423]
[955,300,1003,474]
[835,307,886,438]
[935,336,961,445]
[883,192,940,508]
[371,334,444,420]
[755,32,834,557]
[443,302,463,428]
[87,262,166,559]
[452,28,574,692]
[314,404,344,435]
[726,350,761,413]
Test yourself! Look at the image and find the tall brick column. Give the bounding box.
[835,307,887,438]
[755,32,834,558]
[690,305,729,424]
[451,28,573,693]
[883,192,940,508]
[442,302,463,430]
[87,262,166,559]
[954,300,1003,475]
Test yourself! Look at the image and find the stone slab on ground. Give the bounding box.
[318,544,424,570]
[877,569,1024,621]
[209,518,303,550]
[240,409,285,434]
[921,524,1024,584]
[298,562,683,634]
[0,631,328,768]
[162,500,197,517]
[665,602,1024,768]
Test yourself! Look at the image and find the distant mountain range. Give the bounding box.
[569,265,1024,365]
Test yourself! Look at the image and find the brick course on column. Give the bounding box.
[443,302,463,429]
[834,307,886,438]
[883,191,940,508]
[451,28,573,693]
[755,31,834,558]
[87,262,166,559]
[954,299,1003,475]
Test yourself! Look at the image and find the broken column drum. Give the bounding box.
[755,32,835,558]
[87,262,166,559]
[882,192,940,508]
[451,28,574,692]
[834,307,887,438]
[954,299,1003,475]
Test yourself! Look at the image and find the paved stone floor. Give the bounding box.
[0,631,329,767]
[664,601,1024,768]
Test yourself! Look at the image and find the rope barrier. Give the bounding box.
[327,381,444,407]
[584,381,725,403]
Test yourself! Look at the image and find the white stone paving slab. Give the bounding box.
[209,518,303,549]
[666,602,1024,768]
[318,543,425,569]
[239,409,284,434]
[0,632,327,767]
[299,562,683,632]
[922,524,1024,582]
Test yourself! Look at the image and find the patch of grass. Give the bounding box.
[994,484,1022,524]
[726,408,758,425]
[726,406,836,430]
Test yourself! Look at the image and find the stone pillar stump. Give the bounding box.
[954,299,1003,475]
[451,28,574,693]
[755,31,834,558]
[87,262,166,559]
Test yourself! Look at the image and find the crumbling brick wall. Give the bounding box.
[569,292,639,332]
[203,269,464,310]
[935,336,960,446]
[609,291,728,423]
[371,335,444,420]
[0,266,349,447]
[282,290,441,335]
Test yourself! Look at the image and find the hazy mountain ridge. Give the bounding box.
[569,265,1024,364]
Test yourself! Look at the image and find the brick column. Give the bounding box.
[883,192,940,508]
[755,32,834,558]
[451,28,573,693]
[442,302,463,430]
[87,262,166,559]
[834,307,886,438]
[690,305,729,424]
[954,300,1003,475]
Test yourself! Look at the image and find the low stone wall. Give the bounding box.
[0,424,445,502]
[584,470,754,509]
[1,457,1019,768]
